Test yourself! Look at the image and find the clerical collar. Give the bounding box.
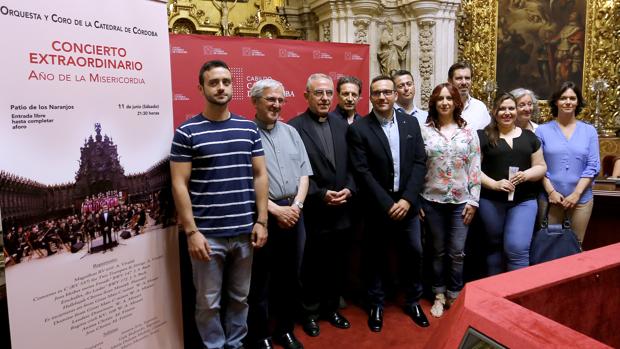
[307,109,329,123]
[254,117,276,131]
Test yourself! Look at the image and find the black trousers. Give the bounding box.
[301,226,349,319]
[102,228,113,247]
[364,212,424,308]
[247,200,306,341]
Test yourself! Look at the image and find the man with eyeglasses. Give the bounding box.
[332,76,363,125]
[246,79,312,349]
[448,62,490,130]
[347,75,429,332]
[289,73,355,338]
[392,70,428,125]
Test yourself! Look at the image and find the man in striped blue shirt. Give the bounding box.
[171,60,269,349]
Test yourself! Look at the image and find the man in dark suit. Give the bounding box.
[99,205,114,252]
[289,73,355,337]
[347,75,429,332]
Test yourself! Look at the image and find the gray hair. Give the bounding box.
[250,79,284,99]
[510,87,540,120]
[306,73,333,90]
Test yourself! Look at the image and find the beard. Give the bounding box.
[205,92,232,106]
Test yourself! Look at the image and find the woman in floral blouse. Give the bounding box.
[419,83,481,318]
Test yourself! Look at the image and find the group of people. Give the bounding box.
[170,60,600,349]
[80,190,122,215]
[4,200,152,263]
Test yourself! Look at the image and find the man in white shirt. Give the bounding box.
[392,70,428,125]
[448,62,490,130]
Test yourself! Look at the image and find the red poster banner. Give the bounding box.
[170,34,370,126]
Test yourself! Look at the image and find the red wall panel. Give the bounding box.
[170,34,370,126]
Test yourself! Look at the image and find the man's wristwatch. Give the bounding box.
[294,201,304,209]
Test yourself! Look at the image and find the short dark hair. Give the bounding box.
[336,76,362,94]
[549,81,585,117]
[370,75,394,92]
[391,69,413,81]
[426,83,465,129]
[448,62,473,80]
[198,60,230,86]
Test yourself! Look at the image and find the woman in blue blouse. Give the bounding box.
[535,82,600,243]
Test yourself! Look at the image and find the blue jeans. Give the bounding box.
[479,198,537,275]
[422,199,469,298]
[191,234,253,349]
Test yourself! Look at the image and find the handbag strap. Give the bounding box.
[542,198,572,229]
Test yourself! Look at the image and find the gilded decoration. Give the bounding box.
[457,0,619,135]
[167,0,300,39]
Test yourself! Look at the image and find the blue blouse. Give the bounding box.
[535,120,600,204]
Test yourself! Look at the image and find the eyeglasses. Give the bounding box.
[309,89,334,98]
[370,90,395,97]
[262,97,286,105]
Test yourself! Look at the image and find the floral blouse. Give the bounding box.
[420,124,481,206]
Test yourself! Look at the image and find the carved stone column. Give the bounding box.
[431,0,460,85]
[308,1,337,42]
[288,0,459,107]
[353,18,370,44]
[308,0,369,43]
[350,2,382,86]
[418,20,435,109]
[402,0,460,104]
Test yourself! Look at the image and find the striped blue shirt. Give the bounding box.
[170,113,264,237]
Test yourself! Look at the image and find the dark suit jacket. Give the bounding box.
[99,212,114,232]
[289,109,356,233]
[331,105,361,124]
[347,109,427,215]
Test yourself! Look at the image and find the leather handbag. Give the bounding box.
[530,203,581,265]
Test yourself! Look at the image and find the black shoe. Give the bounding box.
[367,305,383,332]
[326,311,351,329]
[256,337,274,349]
[276,332,304,349]
[405,304,430,327]
[301,318,320,337]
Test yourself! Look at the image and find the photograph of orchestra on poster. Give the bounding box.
[1,123,174,267]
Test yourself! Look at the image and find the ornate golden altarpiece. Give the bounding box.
[457,0,619,139]
[167,0,300,39]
